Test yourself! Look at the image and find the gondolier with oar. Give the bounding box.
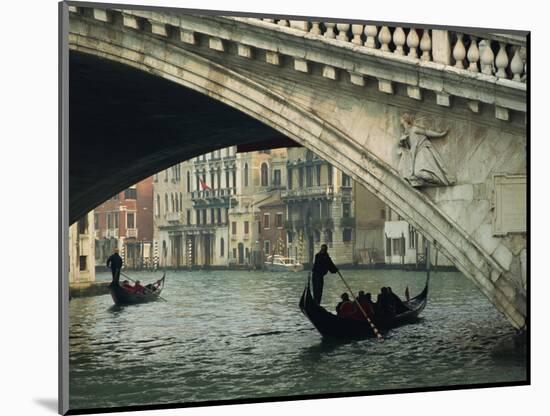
[311,244,339,304]
[106,248,123,286]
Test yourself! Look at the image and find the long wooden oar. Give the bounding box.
[120,271,167,302]
[337,271,383,342]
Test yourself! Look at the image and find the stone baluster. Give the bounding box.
[510,46,524,81]
[467,36,480,72]
[407,28,419,58]
[351,25,364,45]
[324,23,336,39]
[277,19,289,27]
[336,24,350,42]
[393,27,406,55]
[480,39,495,75]
[364,25,378,48]
[310,22,322,35]
[495,42,509,78]
[378,26,392,51]
[420,30,432,61]
[453,33,466,69]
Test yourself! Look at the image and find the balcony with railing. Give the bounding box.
[166,212,182,223]
[340,186,353,200]
[191,188,237,203]
[105,229,119,238]
[281,185,334,200]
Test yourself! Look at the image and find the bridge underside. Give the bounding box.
[69,52,297,223]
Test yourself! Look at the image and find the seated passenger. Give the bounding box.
[336,293,355,318]
[133,280,145,295]
[361,292,375,317]
[121,280,134,292]
[352,292,375,321]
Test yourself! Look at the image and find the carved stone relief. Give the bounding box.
[397,113,455,187]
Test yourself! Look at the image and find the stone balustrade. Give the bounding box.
[165,212,182,223]
[68,7,527,120]
[259,19,527,83]
[281,185,334,199]
[191,188,237,199]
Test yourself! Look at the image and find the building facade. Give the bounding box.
[69,212,96,286]
[384,206,452,267]
[151,146,451,270]
[154,149,235,268]
[229,148,288,267]
[354,184,387,264]
[153,147,289,268]
[94,177,155,269]
[282,148,385,266]
[258,198,287,262]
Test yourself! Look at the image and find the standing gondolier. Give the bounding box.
[311,244,338,304]
[106,248,123,286]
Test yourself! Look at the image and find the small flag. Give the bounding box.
[199,179,212,190]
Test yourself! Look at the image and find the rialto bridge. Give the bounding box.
[64,4,528,328]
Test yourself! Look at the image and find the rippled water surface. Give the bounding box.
[69,269,527,409]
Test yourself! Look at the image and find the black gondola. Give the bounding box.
[109,273,166,305]
[299,277,429,340]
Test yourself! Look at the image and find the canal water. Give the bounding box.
[69,269,527,410]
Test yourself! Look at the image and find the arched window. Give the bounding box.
[156,194,160,217]
[261,163,269,187]
[171,193,175,212]
[244,163,249,187]
[175,194,179,212]
[287,167,293,189]
[325,230,333,244]
[220,237,225,257]
[186,171,190,193]
[327,164,333,185]
[179,193,183,212]
[165,194,169,214]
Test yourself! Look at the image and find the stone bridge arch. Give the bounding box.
[66,6,527,328]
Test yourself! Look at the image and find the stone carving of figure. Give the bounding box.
[398,113,455,187]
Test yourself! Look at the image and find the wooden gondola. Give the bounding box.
[109,273,166,306]
[299,277,429,340]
